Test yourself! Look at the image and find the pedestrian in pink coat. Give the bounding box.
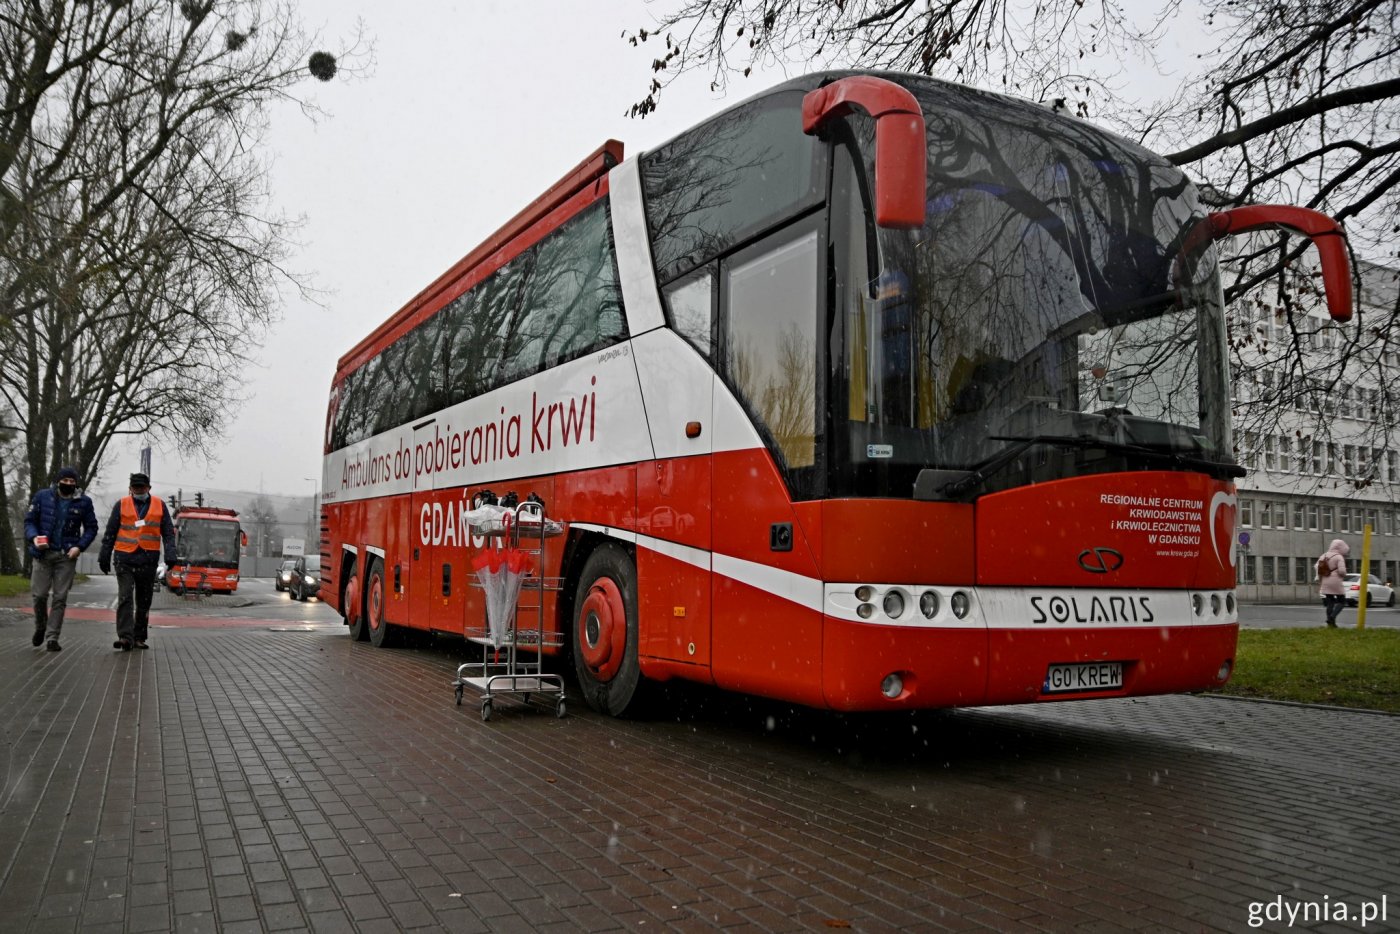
[1317,538,1350,627]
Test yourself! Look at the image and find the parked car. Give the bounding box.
[291,554,321,602]
[1343,573,1395,607]
[275,559,298,593]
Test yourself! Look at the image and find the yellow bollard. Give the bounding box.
[1357,524,1373,630]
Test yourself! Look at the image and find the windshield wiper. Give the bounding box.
[931,433,1244,500]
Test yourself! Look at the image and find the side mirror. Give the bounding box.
[802,76,926,229]
[1199,205,1353,322]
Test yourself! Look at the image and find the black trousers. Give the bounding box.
[1323,593,1346,624]
[115,561,157,642]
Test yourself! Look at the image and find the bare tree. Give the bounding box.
[0,0,367,494]
[242,494,283,557]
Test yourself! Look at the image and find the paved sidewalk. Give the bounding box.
[1,612,1397,932]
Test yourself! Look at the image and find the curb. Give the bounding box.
[1205,691,1398,717]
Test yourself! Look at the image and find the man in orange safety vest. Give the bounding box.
[98,472,177,651]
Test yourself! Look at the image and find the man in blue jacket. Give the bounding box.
[24,466,100,651]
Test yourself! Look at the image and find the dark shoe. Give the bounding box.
[32,628,45,647]
[1327,620,1338,628]
[46,640,61,652]
[134,641,149,650]
[114,639,132,651]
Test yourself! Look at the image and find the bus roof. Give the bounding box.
[335,139,624,377]
[175,507,239,520]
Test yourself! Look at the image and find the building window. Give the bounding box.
[1242,555,1257,584]
[1294,504,1305,529]
[1388,451,1398,483]
[1322,505,1334,530]
[1261,557,1274,584]
[1279,437,1292,472]
[1277,558,1290,584]
[1296,557,1311,583]
[1307,504,1319,530]
[1314,442,1324,475]
[1367,509,1379,532]
[1264,435,1277,471]
[1260,502,1274,528]
[1241,499,1254,526]
[1343,445,1355,477]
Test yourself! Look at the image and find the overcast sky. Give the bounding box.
[109,0,1202,502]
[101,0,791,500]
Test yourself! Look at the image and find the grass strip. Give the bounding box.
[1214,628,1400,713]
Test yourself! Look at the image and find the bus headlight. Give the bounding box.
[882,590,905,619]
[1191,593,1204,616]
[881,673,904,698]
[856,603,875,619]
[950,591,971,619]
[1226,593,1236,614]
[919,591,939,619]
[855,585,874,602]
[1210,593,1222,616]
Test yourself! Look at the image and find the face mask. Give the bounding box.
[132,492,150,503]
[58,484,77,498]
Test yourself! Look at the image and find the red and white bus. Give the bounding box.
[319,72,1353,716]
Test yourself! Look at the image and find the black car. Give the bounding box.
[291,554,321,602]
[275,559,298,593]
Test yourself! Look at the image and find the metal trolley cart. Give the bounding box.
[453,497,566,721]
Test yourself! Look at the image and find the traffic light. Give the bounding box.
[195,492,203,507]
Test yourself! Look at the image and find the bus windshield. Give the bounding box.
[177,519,242,569]
[831,78,1233,498]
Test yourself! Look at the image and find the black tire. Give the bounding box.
[571,543,643,716]
[367,560,396,648]
[344,565,368,641]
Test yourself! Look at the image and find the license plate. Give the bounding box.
[1044,661,1124,694]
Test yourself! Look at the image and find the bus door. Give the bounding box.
[637,272,716,672]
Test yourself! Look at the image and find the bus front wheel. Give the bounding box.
[367,560,396,648]
[572,544,642,716]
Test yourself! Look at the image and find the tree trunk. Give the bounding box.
[0,448,22,575]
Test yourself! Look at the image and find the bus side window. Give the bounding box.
[664,268,714,359]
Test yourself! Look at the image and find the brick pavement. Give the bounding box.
[1,610,1397,932]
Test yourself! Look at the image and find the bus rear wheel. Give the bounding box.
[572,544,642,716]
[344,565,368,641]
[367,560,396,648]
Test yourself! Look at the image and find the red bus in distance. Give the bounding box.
[169,506,244,594]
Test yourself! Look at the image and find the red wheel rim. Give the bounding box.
[368,573,384,632]
[345,575,361,623]
[578,577,626,682]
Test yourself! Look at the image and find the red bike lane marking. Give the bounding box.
[17,607,335,628]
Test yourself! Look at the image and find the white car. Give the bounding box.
[1343,573,1395,607]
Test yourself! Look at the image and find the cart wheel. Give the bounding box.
[555,698,567,719]
[454,684,463,707]
[481,699,492,722]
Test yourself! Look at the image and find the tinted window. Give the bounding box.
[723,223,822,497]
[330,202,626,451]
[642,92,822,284]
